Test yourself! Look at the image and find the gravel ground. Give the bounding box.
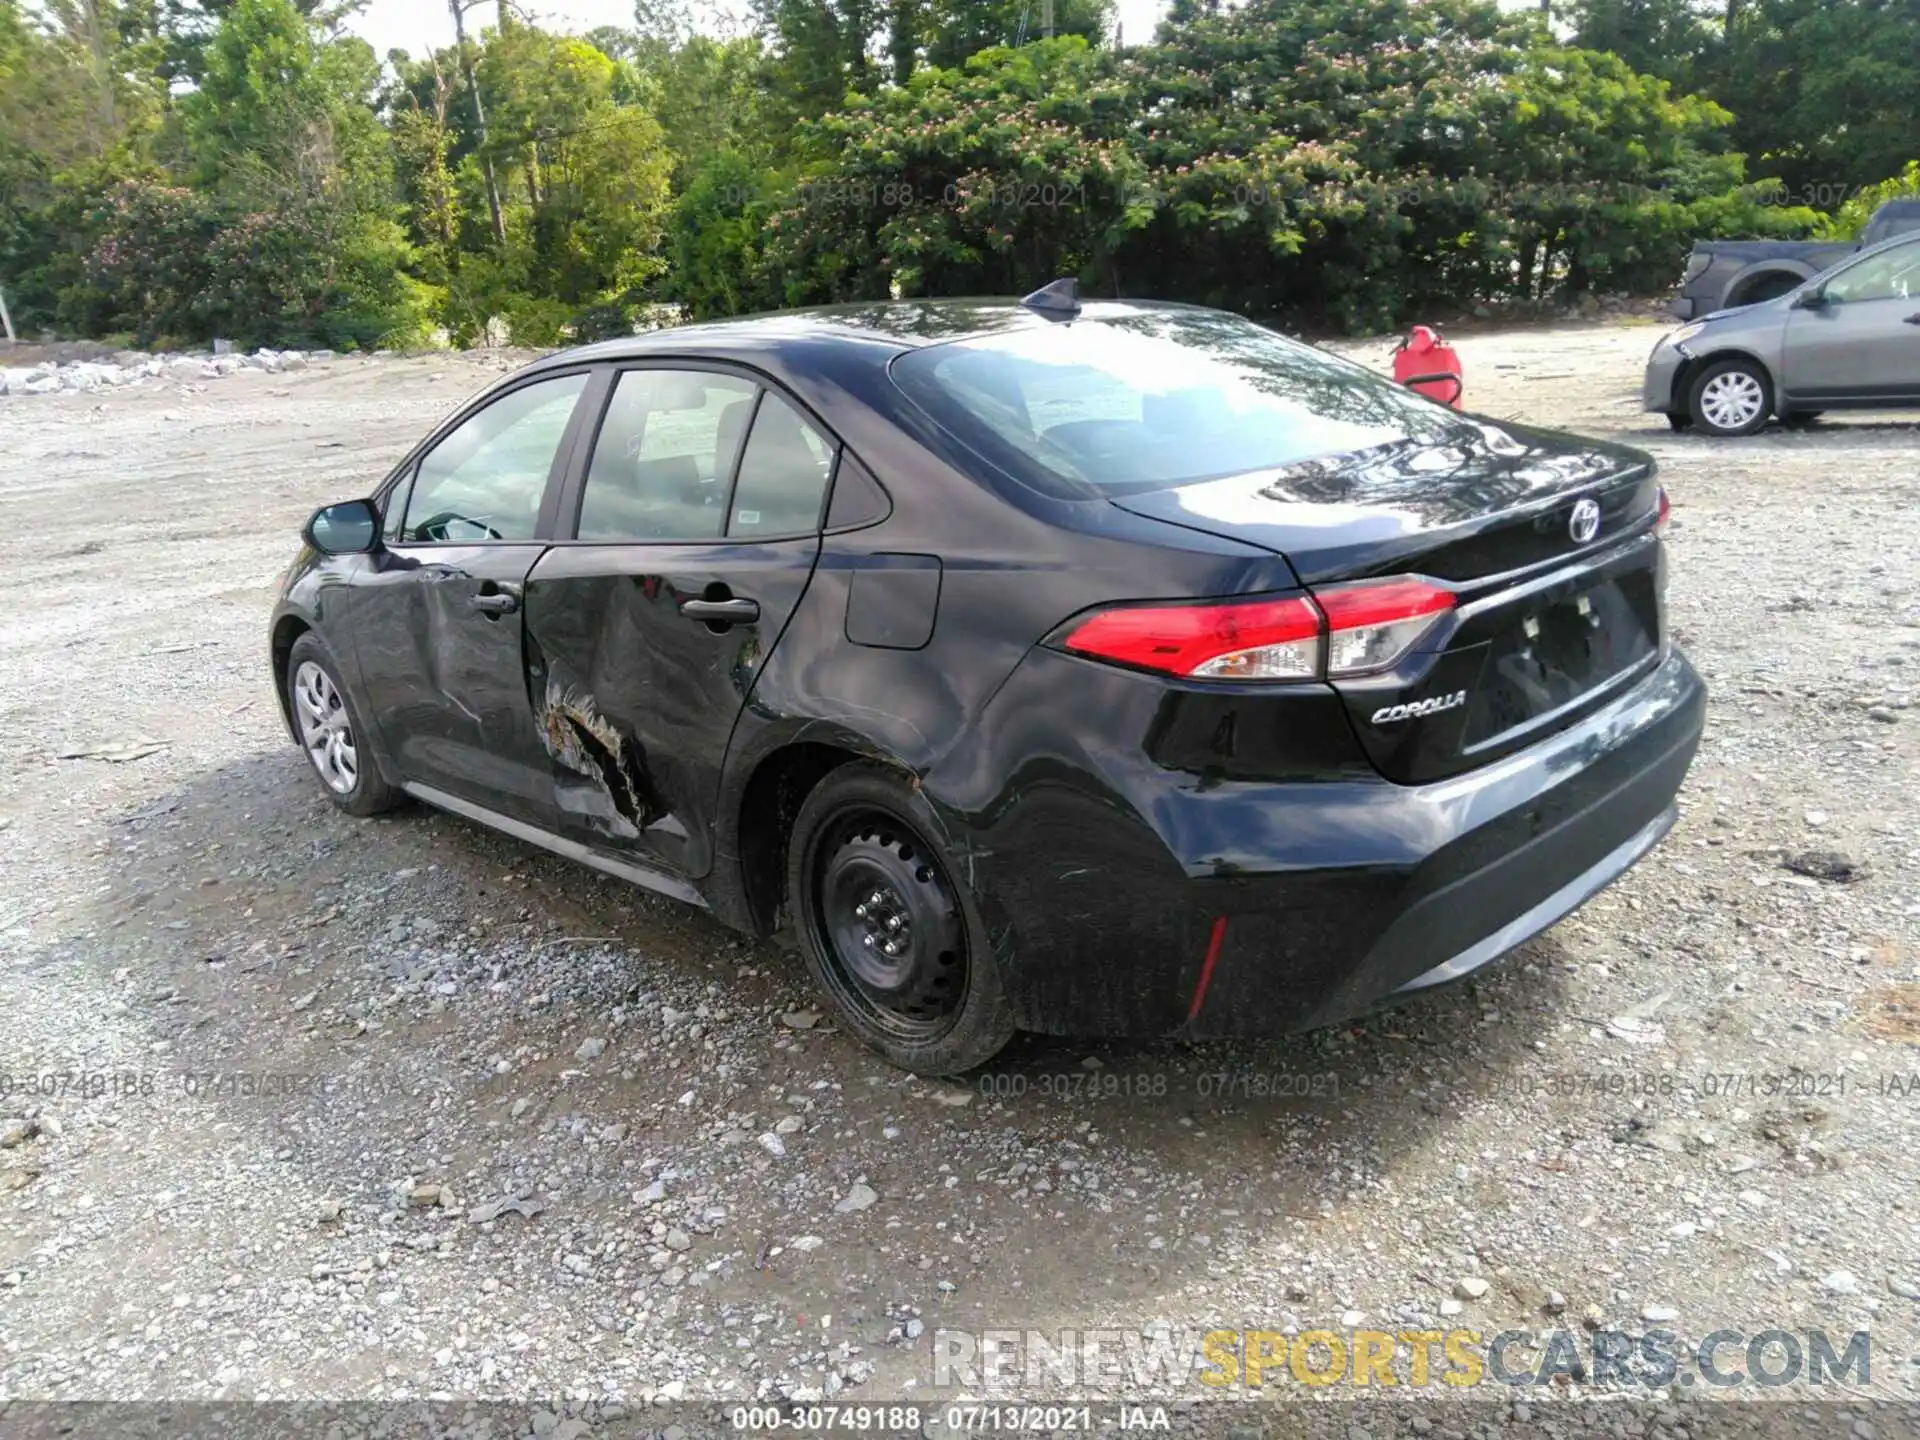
[1,324,1918,1433]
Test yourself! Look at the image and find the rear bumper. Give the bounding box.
[1388,805,1672,997]
[929,647,1705,1039]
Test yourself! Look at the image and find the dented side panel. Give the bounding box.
[522,537,823,880]
[344,544,557,825]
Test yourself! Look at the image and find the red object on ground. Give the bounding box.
[1392,325,1464,409]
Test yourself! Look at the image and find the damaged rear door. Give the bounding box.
[522,364,837,880]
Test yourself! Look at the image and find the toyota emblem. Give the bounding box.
[1569,498,1601,544]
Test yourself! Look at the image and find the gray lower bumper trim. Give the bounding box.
[1390,803,1677,994]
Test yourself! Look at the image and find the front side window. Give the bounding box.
[890,310,1463,500]
[577,369,759,542]
[728,394,836,538]
[402,373,588,543]
[1824,240,1920,305]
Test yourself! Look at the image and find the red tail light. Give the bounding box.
[1063,595,1324,679]
[1655,486,1671,535]
[1060,577,1454,682]
[1315,577,1455,677]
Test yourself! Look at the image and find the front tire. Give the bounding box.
[787,764,1016,1076]
[1687,358,1773,437]
[286,632,399,817]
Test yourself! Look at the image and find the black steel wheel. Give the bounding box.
[788,764,1016,1074]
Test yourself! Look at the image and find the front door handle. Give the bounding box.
[679,597,760,624]
[472,581,521,616]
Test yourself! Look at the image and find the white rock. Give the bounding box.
[758,1132,787,1158]
[1821,1270,1861,1296]
[1641,1304,1680,1323]
[1453,1277,1490,1300]
[575,1037,606,1061]
[835,1182,879,1214]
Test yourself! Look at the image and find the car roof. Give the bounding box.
[547,297,1219,370]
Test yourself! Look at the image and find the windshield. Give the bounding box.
[890,309,1463,500]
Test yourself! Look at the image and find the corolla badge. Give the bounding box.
[1371,690,1467,725]
[1569,497,1602,544]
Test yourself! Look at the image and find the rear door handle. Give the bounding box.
[679,597,760,624]
[472,582,521,616]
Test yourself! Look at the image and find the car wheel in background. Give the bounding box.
[788,763,1017,1076]
[1779,410,1824,428]
[1664,412,1693,431]
[1687,358,1773,437]
[287,632,399,818]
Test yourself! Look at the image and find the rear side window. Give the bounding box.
[578,369,758,541]
[402,373,587,542]
[890,311,1459,500]
[728,394,836,538]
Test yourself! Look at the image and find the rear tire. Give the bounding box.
[1779,409,1824,429]
[1664,412,1693,431]
[787,763,1017,1076]
[287,632,399,818]
[1687,357,1773,437]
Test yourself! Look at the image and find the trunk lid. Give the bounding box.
[1111,421,1666,783]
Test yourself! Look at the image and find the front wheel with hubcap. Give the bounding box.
[788,764,1016,1075]
[286,632,398,817]
[1687,357,1773,437]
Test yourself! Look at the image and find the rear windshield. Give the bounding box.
[890,309,1460,500]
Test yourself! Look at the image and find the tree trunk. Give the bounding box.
[450,0,508,248]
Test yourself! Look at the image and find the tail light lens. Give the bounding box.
[1060,577,1454,682]
[1655,486,1671,535]
[1316,577,1456,676]
[1062,596,1323,679]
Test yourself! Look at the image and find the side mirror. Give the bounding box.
[1791,287,1828,310]
[304,499,380,555]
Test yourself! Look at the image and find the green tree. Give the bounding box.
[763,37,1147,303]
[1717,0,1920,194]
[920,0,1113,69]
[1561,0,1718,91]
[752,0,886,112]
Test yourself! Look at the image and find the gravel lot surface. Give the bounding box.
[2,324,1918,1433]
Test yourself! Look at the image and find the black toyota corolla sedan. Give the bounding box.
[270,289,1704,1074]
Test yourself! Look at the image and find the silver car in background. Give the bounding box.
[1645,230,1920,437]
